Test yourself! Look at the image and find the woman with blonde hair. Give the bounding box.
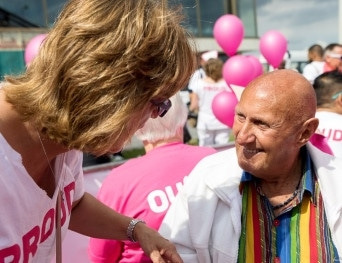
[89,93,216,262]
[0,0,195,262]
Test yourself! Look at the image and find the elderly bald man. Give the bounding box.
[159,69,342,263]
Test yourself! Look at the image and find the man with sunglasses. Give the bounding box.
[323,43,342,72]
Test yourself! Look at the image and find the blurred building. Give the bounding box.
[0,0,259,79]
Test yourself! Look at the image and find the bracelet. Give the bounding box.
[127,218,146,242]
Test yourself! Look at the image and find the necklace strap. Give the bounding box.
[271,188,299,210]
[55,191,62,263]
[37,130,62,263]
[271,177,301,210]
[256,175,302,211]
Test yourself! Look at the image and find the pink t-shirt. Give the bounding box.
[88,142,216,262]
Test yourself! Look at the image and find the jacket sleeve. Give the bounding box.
[159,174,207,262]
[159,149,242,263]
[158,153,222,263]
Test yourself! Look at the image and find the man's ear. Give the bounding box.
[298,117,319,145]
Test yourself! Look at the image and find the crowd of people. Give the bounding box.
[302,43,342,83]
[156,43,342,262]
[85,45,342,262]
[1,0,342,260]
[0,0,196,262]
[302,42,342,157]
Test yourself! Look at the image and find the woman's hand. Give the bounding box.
[134,223,183,263]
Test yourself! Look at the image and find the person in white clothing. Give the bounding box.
[187,50,219,95]
[189,58,232,146]
[0,0,196,262]
[302,44,324,84]
[186,51,218,128]
[159,69,342,263]
[313,70,342,157]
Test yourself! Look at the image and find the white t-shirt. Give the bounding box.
[188,68,206,92]
[192,79,232,130]
[302,61,325,84]
[315,111,342,158]
[0,134,84,262]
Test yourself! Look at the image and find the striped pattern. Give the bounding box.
[238,170,339,263]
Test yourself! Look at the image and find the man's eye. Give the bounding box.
[236,113,245,120]
[255,120,269,128]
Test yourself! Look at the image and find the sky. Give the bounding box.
[256,0,339,51]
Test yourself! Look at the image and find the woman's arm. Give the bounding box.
[70,192,183,263]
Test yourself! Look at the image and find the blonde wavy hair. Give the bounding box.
[3,0,196,155]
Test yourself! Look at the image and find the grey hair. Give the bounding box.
[135,92,188,142]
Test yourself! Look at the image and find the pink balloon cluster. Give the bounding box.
[212,14,263,128]
[24,34,47,66]
[213,14,263,87]
[212,55,263,128]
[212,14,288,128]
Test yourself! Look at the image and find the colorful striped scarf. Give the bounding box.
[238,153,339,262]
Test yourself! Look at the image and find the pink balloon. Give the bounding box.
[259,30,287,69]
[245,55,263,79]
[213,14,244,56]
[212,90,238,128]
[24,34,47,65]
[222,55,255,87]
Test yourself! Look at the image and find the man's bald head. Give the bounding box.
[233,69,319,179]
[241,69,317,124]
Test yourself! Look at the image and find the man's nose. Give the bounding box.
[235,122,255,144]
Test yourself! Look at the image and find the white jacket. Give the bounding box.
[159,143,342,262]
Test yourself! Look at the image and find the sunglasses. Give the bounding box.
[328,53,342,60]
[150,99,172,117]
